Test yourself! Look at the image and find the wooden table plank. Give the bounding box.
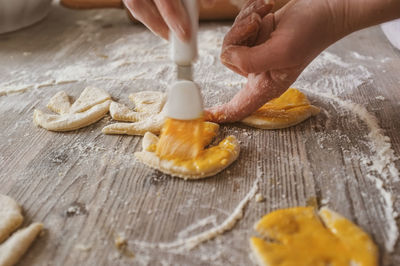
[0,3,399,265]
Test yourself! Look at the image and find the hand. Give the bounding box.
[205,0,354,123]
[123,0,216,41]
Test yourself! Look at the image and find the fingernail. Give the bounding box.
[221,46,236,66]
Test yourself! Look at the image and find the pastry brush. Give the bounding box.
[156,0,205,160]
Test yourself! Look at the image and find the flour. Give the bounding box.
[132,176,260,252]
[297,51,399,252]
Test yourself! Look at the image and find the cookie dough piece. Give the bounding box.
[0,223,43,266]
[250,207,378,266]
[134,123,239,179]
[102,91,166,136]
[34,87,111,132]
[0,195,23,243]
[0,194,43,266]
[241,88,320,129]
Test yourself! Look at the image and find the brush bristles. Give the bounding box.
[156,118,204,160]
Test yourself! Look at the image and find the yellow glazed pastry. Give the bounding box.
[250,207,378,266]
[135,122,240,179]
[242,88,320,129]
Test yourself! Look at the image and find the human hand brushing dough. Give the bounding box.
[206,0,400,123]
[123,0,215,41]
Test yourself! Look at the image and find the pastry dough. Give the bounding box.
[102,91,166,136]
[134,124,240,179]
[241,88,320,129]
[33,87,111,132]
[0,195,23,244]
[0,194,43,266]
[250,207,378,266]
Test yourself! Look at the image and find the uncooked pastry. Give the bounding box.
[134,123,240,179]
[0,195,23,243]
[250,206,378,266]
[0,194,43,266]
[33,87,111,132]
[102,91,166,136]
[241,88,320,129]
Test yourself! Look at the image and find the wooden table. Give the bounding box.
[1,3,399,265]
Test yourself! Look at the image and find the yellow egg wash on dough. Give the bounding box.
[250,207,378,266]
[148,132,237,173]
[156,118,204,160]
[252,88,317,121]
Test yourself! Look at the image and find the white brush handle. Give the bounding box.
[170,0,198,66]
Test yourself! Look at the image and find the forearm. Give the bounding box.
[346,0,400,32]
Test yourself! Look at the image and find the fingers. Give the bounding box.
[235,0,274,22]
[205,72,286,123]
[201,0,216,8]
[221,13,276,75]
[154,0,192,41]
[123,0,169,40]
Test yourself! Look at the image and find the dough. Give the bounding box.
[0,194,43,266]
[0,195,23,243]
[102,91,166,136]
[241,88,320,129]
[250,207,378,266]
[0,223,43,266]
[33,87,111,132]
[134,124,240,180]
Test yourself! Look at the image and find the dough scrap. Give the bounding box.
[0,194,43,266]
[128,91,166,114]
[0,223,43,266]
[134,123,240,179]
[0,195,23,244]
[250,207,378,266]
[241,88,320,129]
[34,87,111,132]
[102,91,166,136]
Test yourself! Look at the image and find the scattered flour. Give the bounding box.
[132,176,260,252]
[297,51,399,252]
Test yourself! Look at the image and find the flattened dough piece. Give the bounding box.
[109,101,150,122]
[241,88,320,129]
[69,86,111,113]
[135,123,239,180]
[34,100,111,132]
[103,114,165,136]
[250,207,378,266]
[34,87,111,132]
[0,195,23,243]
[103,91,167,136]
[47,91,71,115]
[0,223,43,266]
[128,91,166,114]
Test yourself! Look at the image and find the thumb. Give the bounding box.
[205,72,285,123]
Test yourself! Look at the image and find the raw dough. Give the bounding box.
[250,206,378,266]
[241,88,320,129]
[0,194,43,266]
[0,195,23,243]
[102,91,166,136]
[134,123,240,179]
[33,87,111,132]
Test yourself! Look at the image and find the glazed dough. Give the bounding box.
[241,88,320,129]
[0,195,43,266]
[102,91,166,136]
[250,207,378,266]
[134,123,240,180]
[33,87,111,132]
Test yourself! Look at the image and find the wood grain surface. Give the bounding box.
[0,3,399,266]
